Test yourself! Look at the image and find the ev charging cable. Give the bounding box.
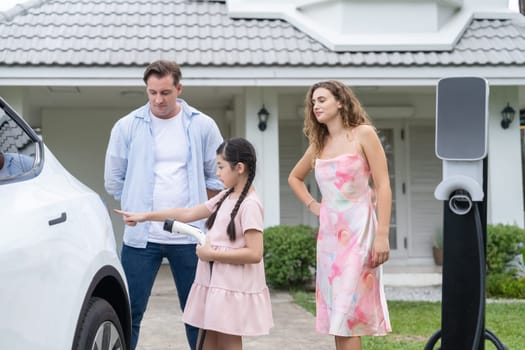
[424,196,508,350]
[163,219,211,350]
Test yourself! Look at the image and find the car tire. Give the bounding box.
[73,297,126,350]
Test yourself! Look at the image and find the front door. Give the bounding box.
[376,122,408,259]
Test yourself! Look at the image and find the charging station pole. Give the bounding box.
[424,77,507,350]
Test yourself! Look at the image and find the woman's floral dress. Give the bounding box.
[315,153,391,336]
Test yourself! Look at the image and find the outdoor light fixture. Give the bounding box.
[500,102,516,129]
[257,105,270,131]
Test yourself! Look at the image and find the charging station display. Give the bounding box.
[436,77,488,161]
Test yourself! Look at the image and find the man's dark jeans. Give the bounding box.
[121,242,199,350]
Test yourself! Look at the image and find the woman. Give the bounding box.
[288,80,392,350]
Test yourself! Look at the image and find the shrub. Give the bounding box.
[486,273,525,299]
[486,224,525,274]
[264,225,317,289]
[485,224,525,299]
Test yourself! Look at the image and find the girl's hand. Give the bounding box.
[196,237,215,262]
[113,209,148,227]
[308,201,321,216]
[370,235,390,267]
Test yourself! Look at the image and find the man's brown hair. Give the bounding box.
[143,60,182,86]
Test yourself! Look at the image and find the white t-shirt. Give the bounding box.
[148,112,192,244]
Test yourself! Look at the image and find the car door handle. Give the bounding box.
[48,212,67,226]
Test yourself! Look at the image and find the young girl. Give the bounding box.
[115,137,273,350]
[288,80,392,350]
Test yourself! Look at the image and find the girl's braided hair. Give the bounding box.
[205,137,257,241]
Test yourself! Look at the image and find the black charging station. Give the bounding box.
[424,77,507,350]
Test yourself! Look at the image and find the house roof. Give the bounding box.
[0,0,524,68]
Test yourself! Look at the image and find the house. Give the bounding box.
[0,0,524,267]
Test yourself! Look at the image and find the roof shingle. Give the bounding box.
[0,0,524,67]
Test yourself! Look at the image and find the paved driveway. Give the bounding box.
[137,264,333,350]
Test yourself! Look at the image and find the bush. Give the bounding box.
[264,225,317,289]
[486,224,525,274]
[485,224,525,299]
[486,273,525,299]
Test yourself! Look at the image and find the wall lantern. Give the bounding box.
[257,105,270,131]
[500,102,516,129]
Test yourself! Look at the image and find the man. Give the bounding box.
[0,151,34,178]
[104,60,223,350]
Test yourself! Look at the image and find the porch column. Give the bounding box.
[487,86,523,227]
[244,87,280,228]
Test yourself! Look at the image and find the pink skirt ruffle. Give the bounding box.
[183,283,273,336]
[182,254,274,336]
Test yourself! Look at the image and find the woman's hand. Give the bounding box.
[196,237,215,262]
[370,235,390,267]
[113,209,148,227]
[308,201,321,216]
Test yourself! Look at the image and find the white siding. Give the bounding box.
[278,119,318,226]
[408,125,443,257]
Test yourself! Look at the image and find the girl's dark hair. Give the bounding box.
[205,137,257,241]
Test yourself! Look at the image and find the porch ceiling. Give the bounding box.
[16,85,436,110]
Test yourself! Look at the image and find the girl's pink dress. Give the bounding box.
[182,190,273,336]
[315,153,391,336]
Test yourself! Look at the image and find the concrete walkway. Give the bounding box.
[136,264,442,350]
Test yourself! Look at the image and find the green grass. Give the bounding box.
[291,290,525,350]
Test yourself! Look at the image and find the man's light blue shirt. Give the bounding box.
[0,152,34,178]
[104,99,223,248]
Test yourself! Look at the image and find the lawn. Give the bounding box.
[292,291,525,350]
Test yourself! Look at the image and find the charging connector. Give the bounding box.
[449,190,473,215]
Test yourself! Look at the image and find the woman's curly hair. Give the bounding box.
[303,80,371,160]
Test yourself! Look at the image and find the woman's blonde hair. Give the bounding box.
[303,80,371,159]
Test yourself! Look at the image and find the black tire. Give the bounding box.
[73,297,126,350]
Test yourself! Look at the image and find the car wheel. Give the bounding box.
[73,297,126,350]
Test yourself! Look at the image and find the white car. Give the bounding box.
[0,98,131,350]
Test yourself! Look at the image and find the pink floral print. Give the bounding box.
[314,153,391,336]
